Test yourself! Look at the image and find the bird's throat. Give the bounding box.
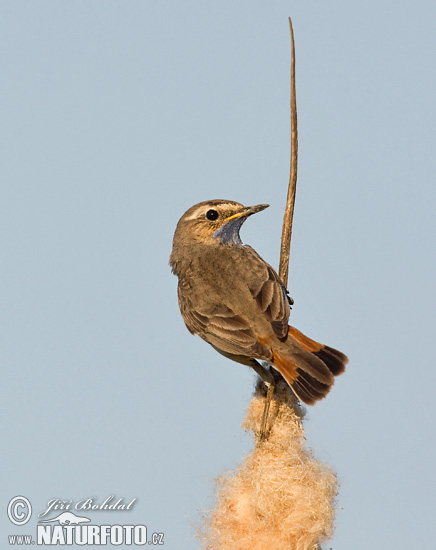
[212,218,244,245]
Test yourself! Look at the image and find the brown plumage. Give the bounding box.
[170,199,347,405]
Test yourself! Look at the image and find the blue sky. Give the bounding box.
[1,2,435,548]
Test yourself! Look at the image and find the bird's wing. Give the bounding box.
[245,249,291,341]
[178,286,271,359]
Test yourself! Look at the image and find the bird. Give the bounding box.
[170,199,347,407]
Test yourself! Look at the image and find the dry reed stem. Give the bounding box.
[279,17,298,288]
[198,379,338,549]
[197,18,338,550]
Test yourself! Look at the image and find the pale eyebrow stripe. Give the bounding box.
[184,203,236,221]
[184,206,208,220]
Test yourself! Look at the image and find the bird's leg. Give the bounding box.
[251,361,275,442]
[260,381,275,441]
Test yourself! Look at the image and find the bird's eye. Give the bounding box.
[206,209,219,221]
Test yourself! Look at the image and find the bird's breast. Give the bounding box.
[178,245,267,320]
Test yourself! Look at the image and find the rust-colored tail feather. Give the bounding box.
[271,326,348,405]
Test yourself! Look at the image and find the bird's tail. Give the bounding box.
[271,326,348,405]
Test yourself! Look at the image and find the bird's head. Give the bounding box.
[172,199,269,247]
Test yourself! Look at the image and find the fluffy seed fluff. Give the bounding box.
[198,376,338,550]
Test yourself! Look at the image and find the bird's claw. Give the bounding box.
[286,292,294,307]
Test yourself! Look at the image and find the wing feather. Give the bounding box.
[178,288,271,359]
[246,254,290,341]
[176,245,290,357]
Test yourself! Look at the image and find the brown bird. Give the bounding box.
[170,200,347,407]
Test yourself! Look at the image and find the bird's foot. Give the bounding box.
[257,381,275,444]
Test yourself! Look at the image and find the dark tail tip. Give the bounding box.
[293,368,331,405]
[291,345,348,405]
[313,345,348,376]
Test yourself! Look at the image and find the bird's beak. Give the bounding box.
[224,204,269,222]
